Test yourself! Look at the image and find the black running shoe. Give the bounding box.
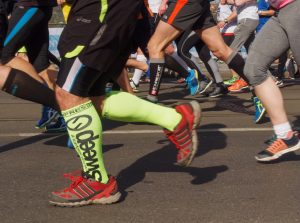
[208,83,228,98]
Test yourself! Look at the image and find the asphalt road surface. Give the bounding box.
[1,70,300,223]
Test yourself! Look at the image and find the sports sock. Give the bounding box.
[2,68,59,110]
[62,101,108,183]
[149,58,165,96]
[132,54,147,85]
[102,91,182,131]
[273,122,292,139]
[226,52,249,83]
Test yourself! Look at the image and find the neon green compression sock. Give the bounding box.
[62,101,109,183]
[102,91,182,131]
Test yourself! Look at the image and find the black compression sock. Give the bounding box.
[149,58,165,96]
[226,52,249,83]
[2,68,59,110]
[165,54,189,78]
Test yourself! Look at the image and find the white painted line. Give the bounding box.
[0,127,284,137]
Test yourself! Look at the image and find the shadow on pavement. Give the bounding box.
[0,134,59,153]
[117,125,228,201]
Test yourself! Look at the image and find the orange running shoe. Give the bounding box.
[256,131,300,162]
[228,78,249,92]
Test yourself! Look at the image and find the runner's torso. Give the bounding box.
[236,1,258,21]
[217,4,237,34]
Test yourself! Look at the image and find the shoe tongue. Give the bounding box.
[82,172,100,182]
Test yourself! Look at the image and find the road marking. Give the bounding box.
[0,127,288,137]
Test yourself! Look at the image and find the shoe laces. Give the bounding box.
[266,139,286,154]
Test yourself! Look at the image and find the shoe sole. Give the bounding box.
[45,127,67,133]
[254,108,266,124]
[179,100,202,167]
[229,86,249,93]
[255,140,300,162]
[199,80,213,94]
[49,192,121,207]
[209,92,228,98]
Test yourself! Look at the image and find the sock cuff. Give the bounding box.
[62,100,94,117]
[136,54,147,62]
[3,68,18,93]
[225,51,238,65]
[150,58,165,63]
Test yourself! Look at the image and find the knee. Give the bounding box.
[0,65,11,89]
[147,38,166,57]
[244,60,269,86]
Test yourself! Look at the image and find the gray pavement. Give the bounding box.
[1,73,300,223]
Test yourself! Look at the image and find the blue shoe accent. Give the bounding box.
[105,83,113,93]
[67,137,74,149]
[35,106,59,129]
[145,59,150,78]
[253,96,266,123]
[45,115,67,133]
[186,69,199,96]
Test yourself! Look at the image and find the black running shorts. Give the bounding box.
[56,0,142,97]
[161,0,216,31]
[1,5,52,72]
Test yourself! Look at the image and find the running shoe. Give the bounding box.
[208,83,228,98]
[228,78,249,92]
[164,101,201,167]
[45,115,67,133]
[129,78,139,92]
[199,78,213,94]
[264,131,299,145]
[253,96,266,123]
[185,69,199,95]
[146,94,158,103]
[223,76,238,86]
[49,173,121,207]
[35,106,60,129]
[275,79,284,87]
[255,131,300,162]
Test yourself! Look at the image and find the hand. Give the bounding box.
[57,0,66,5]
[158,2,167,16]
[217,21,226,28]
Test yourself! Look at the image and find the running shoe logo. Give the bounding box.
[76,17,92,23]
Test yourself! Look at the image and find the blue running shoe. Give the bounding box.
[67,137,74,149]
[186,69,199,95]
[45,115,67,133]
[36,106,59,129]
[253,96,266,123]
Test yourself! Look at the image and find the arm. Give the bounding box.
[158,0,168,16]
[218,9,237,28]
[257,9,276,17]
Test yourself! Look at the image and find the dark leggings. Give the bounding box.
[176,30,222,82]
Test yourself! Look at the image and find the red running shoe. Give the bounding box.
[49,174,121,207]
[164,101,201,167]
